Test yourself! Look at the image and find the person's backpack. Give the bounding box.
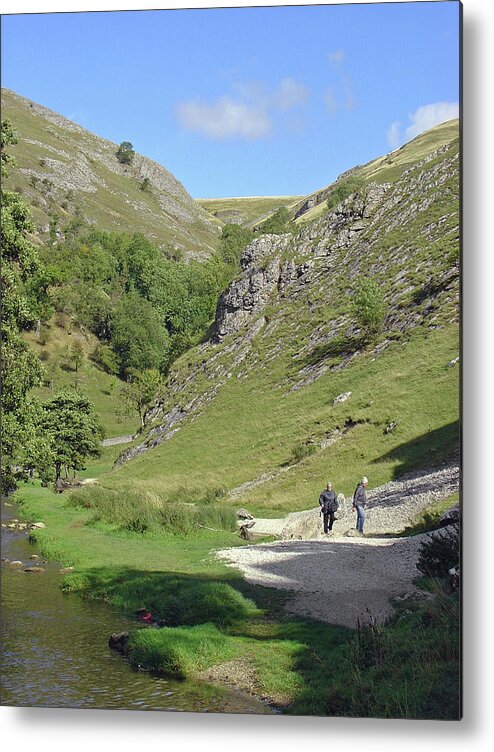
[320,492,338,514]
[329,496,339,513]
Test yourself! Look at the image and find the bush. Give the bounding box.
[352,277,386,341]
[92,343,120,375]
[417,525,460,579]
[291,442,317,463]
[116,141,135,165]
[326,175,366,211]
[258,207,296,235]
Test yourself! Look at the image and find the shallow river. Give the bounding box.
[0,498,270,714]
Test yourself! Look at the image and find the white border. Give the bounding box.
[1,1,493,749]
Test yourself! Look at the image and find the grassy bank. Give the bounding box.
[14,469,460,718]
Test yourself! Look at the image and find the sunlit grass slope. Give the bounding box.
[106,324,458,516]
[1,88,220,258]
[24,317,139,438]
[197,195,303,228]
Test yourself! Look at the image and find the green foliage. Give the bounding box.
[115,141,135,165]
[91,342,120,375]
[110,292,170,376]
[1,119,45,492]
[120,368,162,426]
[70,340,85,373]
[258,206,296,235]
[42,230,234,377]
[417,525,460,579]
[290,442,317,464]
[38,391,103,481]
[1,118,18,177]
[326,175,366,211]
[138,177,151,193]
[218,223,254,268]
[352,277,386,341]
[68,485,237,535]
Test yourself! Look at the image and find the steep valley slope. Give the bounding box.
[108,120,460,515]
[1,88,221,259]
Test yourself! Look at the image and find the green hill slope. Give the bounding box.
[292,118,459,225]
[103,121,459,514]
[1,88,221,259]
[197,195,303,228]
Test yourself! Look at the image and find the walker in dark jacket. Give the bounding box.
[353,477,368,534]
[319,482,339,534]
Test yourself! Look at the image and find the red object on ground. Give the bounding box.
[138,611,152,622]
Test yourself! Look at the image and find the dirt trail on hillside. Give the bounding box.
[216,465,459,628]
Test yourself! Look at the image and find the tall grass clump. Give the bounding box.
[68,486,237,534]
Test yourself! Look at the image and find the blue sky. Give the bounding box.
[1,2,460,197]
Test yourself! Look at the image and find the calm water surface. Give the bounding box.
[0,498,271,714]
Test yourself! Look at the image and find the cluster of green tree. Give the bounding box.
[41,229,232,378]
[1,120,104,491]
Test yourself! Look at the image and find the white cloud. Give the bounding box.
[275,78,309,110]
[175,97,271,140]
[328,50,345,65]
[404,102,459,140]
[386,121,402,149]
[176,78,309,140]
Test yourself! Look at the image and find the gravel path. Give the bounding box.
[217,464,459,628]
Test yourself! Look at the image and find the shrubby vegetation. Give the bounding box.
[1,119,47,491]
[40,229,235,378]
[115,141,135,165]
[352,277,386,341]
[258,206,297,235]
[326,175,366,211]
[36,391,103,483]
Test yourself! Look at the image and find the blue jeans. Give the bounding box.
[355,505,365,533]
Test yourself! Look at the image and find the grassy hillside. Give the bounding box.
[1,88,221,258]
[23,317,139,438]
[293,119,459,225]
[197,195,302,228]
[101,121,459,514]
[12,114,460,719]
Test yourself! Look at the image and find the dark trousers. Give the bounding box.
[323,511,335,533]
